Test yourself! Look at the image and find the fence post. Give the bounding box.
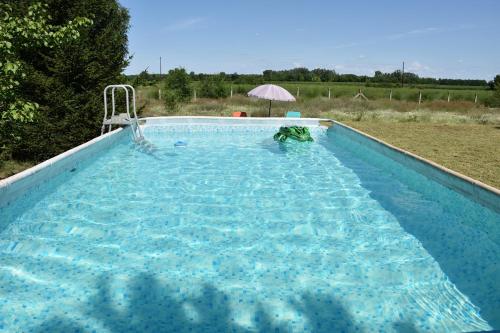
[418,91,422,105]
[158,89,162,100]
[474,93,478,104]
[328,88,331,100]
[297,87,300,98]
[193,88,197,101]
[389,89,393,101]
[447,92,451,103]
[230,86,233,99]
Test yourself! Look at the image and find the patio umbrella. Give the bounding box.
[248,84,296,117]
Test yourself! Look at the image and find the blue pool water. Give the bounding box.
[0,124,499,332]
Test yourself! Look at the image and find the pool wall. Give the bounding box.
[0,117,498,214]
[330,121,500,213]
[0,127,128,208]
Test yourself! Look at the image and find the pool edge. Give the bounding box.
[0,127,126,208]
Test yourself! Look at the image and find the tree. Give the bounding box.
[8,0,129,162]
[133,69,153,86]
[484,75,500,107]
[493,75,500,103]
[199,74,228,99]
[494,75,500,90]
[163,68,191,110]
[0,2,91,162]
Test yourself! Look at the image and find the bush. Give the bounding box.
[199,75,228,98]
[163,90,182,111]
[134,69,154,86]
[163,68,191,110]
[484,94,500,108]
[484,76,500,107]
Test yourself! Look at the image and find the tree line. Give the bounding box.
[129,67,492,88]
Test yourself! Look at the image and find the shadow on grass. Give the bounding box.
[32,272,359,333]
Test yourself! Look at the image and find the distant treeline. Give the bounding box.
[128,67,491,88]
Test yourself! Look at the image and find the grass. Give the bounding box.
[260,82,493,103]
[0,160,34,180]
[145,80,495,104]
[342,122,500,189]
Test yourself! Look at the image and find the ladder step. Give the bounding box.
[103,113,135,125]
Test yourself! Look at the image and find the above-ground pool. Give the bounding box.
[0,117,499,333]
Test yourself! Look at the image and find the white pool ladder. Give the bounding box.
[101,84,144,141]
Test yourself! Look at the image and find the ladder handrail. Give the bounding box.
[102,84,143,140]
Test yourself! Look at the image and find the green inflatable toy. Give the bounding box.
[273,126,314,142]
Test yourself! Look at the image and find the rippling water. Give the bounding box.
[0,125,498,332]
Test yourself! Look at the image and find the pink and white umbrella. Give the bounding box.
[248,84,296,117]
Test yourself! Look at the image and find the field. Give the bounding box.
[230,82,493,104]
[140,81,495,105]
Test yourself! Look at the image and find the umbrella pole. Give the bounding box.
[268,100,272,117]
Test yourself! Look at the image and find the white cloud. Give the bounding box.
[387,27,438,40]
[406,61,431,72]
[330,25,460,50]
[332,41,369,50]
[164,18,204,32]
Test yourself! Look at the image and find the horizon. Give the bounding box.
[123,67,491,83]
[119,0,500,80]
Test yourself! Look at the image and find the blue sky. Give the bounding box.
[119,0,500,80]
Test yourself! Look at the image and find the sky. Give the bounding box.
[119,0,500,80]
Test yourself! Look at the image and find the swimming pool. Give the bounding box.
[0,117,499,332]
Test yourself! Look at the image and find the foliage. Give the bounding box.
[7,0,129,162]
[262,68,487,86]
[494,75,500,90]
[165,68,192,100]
[163,68,191,110]
[128,67,489,89]
[163,90,180,110]
[133,69,155,86]
[198,74,228,99]
[0,2,91,161]
[485,75,500,107]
